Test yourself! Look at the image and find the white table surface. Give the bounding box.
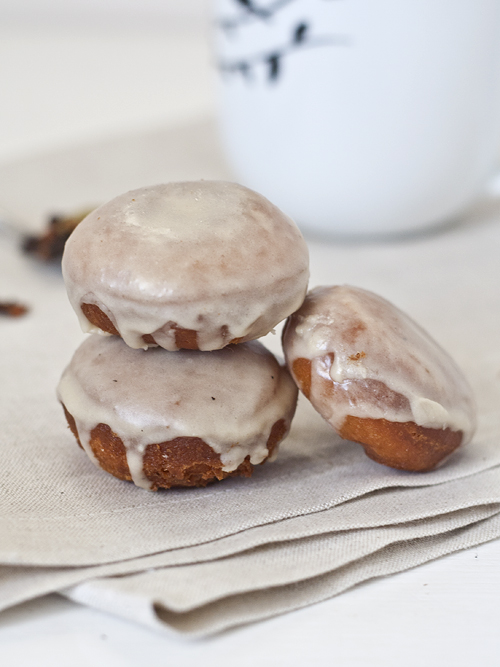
[1,18,499,666]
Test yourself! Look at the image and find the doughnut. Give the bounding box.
[282,285,476,472]
[57,335,298,490]
[61,181,309,351]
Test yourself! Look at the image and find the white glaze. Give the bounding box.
[62,181,309,351]
[57,335,298,489]
[283,285,476,442]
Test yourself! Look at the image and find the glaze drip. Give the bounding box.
[283,285,476,442]
[57,335,298,489]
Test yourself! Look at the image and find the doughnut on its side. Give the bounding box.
[291,357,463,472]
[338,415,462,472]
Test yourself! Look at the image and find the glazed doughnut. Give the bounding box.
[62,181,309,351]
[282,285,476,472]
[57,335,298,489]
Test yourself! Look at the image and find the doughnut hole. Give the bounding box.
[62,404,287,489]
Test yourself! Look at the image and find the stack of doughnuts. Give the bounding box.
[58,180,477,487]
[57,181,308,489]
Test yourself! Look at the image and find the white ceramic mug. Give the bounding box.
[215,0,500,237]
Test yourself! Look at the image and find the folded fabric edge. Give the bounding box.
[1,502,497,618]
[5,464,500,568]
[61,511,500,637]
[153,512,500,636]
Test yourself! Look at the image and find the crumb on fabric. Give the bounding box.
[0,301,29,317]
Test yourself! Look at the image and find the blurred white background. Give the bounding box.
[0,0,215,162]
[0,0,210,26]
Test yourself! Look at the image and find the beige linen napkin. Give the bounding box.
[66,512,500,638]
[2,119,500,634]
[64,509,500,637]
[2,467,500,613]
